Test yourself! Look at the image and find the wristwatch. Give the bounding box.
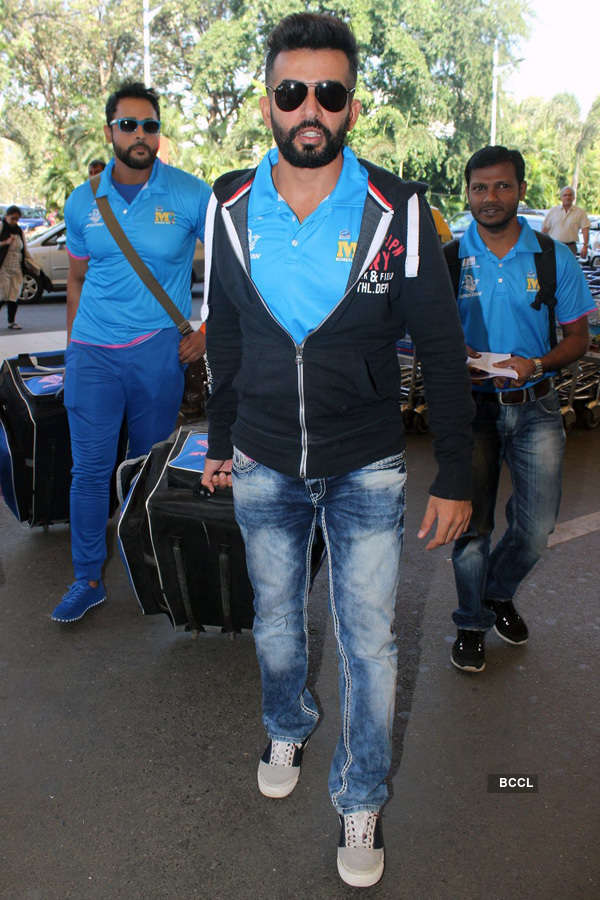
[530,357,544,381]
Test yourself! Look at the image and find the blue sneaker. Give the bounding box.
[51,579,106,623]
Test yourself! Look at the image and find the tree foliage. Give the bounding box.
[1,0,598,215]
[501,93,600,211]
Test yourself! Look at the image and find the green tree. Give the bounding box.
[0,0,532,210]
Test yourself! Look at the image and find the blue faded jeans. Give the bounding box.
[232,448,407,814]
[452,387,565,630]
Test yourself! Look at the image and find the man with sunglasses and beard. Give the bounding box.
[51,82,210,625]
[201,13,474,887]
[445,146,592,673]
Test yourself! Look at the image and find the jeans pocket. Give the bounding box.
[536,388,561,416]
[361,451,406,473]
[232,445,259,475]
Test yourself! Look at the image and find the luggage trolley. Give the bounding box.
[577,278,600,428]
[396,336,428,433]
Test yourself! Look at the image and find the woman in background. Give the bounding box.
[0,204,39,330]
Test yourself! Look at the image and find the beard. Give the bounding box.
[113,141,158,170]
[472,199,520,232]
[271,115,350,168]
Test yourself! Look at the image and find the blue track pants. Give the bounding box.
[64,329,184,581]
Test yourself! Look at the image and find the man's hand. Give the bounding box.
[418,495,472,550]
[492,354,533,388]
[465,345,488,383]
[201,457,232,493]
[179,329,206,364]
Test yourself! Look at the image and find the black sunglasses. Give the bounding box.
[109,117,161,135]
[267,80,355,113]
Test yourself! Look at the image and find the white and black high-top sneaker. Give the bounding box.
[337,811,384,887]
[257,738,308,798]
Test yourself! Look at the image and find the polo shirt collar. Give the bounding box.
[460,215,540,259]
[95,156,166,198]
[251,145,365,215]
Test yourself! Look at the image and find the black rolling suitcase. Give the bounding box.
[116,436,177,620]
[118,426,324,632]
[0,351,71,526]
[0,349,127,527]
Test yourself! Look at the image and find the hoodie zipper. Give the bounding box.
[220,203,392,479]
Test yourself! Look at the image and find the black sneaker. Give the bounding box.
[486,599,529,644]
[451,629,486,672]
[337,811,384,888]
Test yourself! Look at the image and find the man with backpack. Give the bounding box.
[444,145,593,673]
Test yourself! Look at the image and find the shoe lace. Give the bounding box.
[344,812,379,849]
[269,740,300,768]
[66,580,92,602]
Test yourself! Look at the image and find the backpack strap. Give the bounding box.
[443,239,461,298]
[530,231,558,349]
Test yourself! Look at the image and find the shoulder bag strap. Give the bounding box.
[89,174,192,335]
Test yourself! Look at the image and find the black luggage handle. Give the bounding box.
[17,353,65,374]
[194,483,234,499]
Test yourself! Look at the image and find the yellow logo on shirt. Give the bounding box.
[154,207,176,224]
[527,274,540,292]
[336,240,356,261]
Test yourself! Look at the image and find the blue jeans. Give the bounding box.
[452,388,565,630]
[232,448,407,814]
[64,330,184,581]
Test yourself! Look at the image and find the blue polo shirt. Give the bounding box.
[65,158,211,344]
[458,217,594,380]
[248,146,368,345]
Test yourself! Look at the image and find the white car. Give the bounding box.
[19,222,69,302]
[19,222,205,303]
[577,216,600,267]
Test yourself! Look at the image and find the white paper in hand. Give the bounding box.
[467,352,519,379]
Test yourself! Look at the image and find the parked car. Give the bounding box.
[0,203,47,233]
[19,222,205,303]
[449,208,545,239]
[577,216,600,266]
[448,210,473,239]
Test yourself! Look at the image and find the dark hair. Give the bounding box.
[5,205,21,217]
[464,146,526,186]
[88,159,105,170]
[105,81,160,125]
[265,13,358,86]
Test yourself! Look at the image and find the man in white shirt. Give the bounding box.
[542,186,590,257]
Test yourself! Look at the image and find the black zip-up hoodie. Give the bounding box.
[203,158,474,500]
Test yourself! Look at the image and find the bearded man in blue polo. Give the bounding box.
[51,82,210,624]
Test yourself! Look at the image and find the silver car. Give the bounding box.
[19,223,69,302]
[19,222,205,303]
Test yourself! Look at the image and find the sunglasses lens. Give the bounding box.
[272,81,350,113]
[118,118,139,133]
[274,82,308,111]
[315,82,349,112]
[115,118,160,134]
